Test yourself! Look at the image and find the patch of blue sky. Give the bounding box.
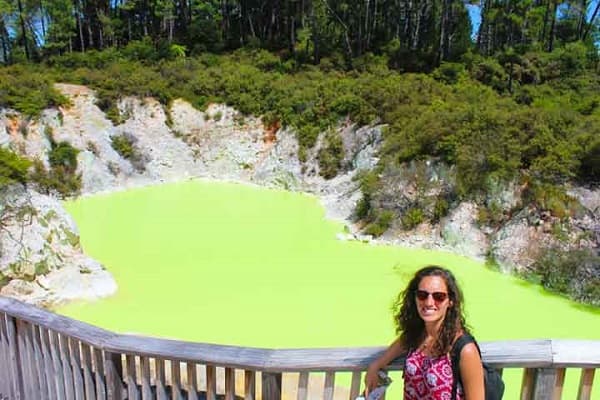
[466,1,599,43]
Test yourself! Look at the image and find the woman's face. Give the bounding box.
[415,275,453,324]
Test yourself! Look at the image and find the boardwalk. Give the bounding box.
[0,296,598,400]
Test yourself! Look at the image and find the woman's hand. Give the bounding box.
[364,363,381,393]
[364,337,404,395]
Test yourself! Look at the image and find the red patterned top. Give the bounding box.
[403,349,463,400]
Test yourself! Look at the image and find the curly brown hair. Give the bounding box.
[392,265,468,356]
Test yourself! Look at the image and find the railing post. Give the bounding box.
[104,351,124,400]
[261,372,282,400]
[531,368,560,400]
[577,368,595,400]
[5,314,25,399]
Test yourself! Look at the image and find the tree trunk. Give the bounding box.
[310,0,320,64]
[547,0,557,52]
[577,0,588,39]
[39,0,46,37]
[16,0,30,60]
[76,0,85,51]
[438,0,452,64]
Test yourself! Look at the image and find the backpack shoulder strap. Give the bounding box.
[450,334,479,400]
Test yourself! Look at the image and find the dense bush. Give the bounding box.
[318,130,344,179]
[31,160,82,197]
[111,135,135,159]
[111,134,146,172]
[401,208,425,230]
[0,148,31,187]
[28,141,83,197]
[48,141,79,173]
[1,46,599,230]
[364,210,395,237]
[0,65,68,116]
[531,248,600,306]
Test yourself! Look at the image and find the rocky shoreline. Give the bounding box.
[1,83,598,307]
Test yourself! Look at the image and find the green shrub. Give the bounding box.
[111,135,135,159]
[364,210,395,237]
[0,65,68,117]
[578,139,600,183]
[401,207,425,230]
[111,134,146,172]
[354,195,371,220]
[48,142,79,173]
[0,148,32,187]
[468,57,509,92]
[318,130,344,179]
[531,247,600,306]
[433,62,467,84]
[31,160,82,197]
[523,182,577,219]
[477,201,504,227]
[432,197,450,222]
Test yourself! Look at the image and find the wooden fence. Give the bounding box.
[0,296,598,400]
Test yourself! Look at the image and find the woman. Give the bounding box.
[365,265,484,400]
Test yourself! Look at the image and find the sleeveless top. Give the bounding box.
[403,349,464,400]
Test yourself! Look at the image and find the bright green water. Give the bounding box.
[59,180,599,399]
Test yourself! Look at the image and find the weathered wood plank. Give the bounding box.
[0,312,17,400]
[2,298,600,372]
[80,343,96,400]
[349,371,362,400]
[225,367,235,400]
[324,371,335,400]
[262,372,281,400]
[206,365,216,400]
[49,330,67,399]
[552,340,600,367]
[141,356,152,400]
[69,337,86,400]
[521,368,535,400]
[105,351,124,400]
[187,362,199,400]
[171,359,182,400]
[296,372,308,400]
[39,327,57,400]
[16,319,36,399]
[31,324,50,400]
[126,354,140,400]
[0,313,8,398]
[244,370,255,400]
[532,368,559,400]
[577,368,595,400]
[15,319,35,399]
[92,347,107,400]
[552,368,565,400]
[59,332,76,400]
[0,297,115,345]
[155,358,168,400]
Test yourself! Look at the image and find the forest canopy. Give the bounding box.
[0,1,598,68]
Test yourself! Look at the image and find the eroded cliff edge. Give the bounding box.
[1,83,598,306]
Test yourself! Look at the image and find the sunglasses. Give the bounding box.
[415,290,448,303]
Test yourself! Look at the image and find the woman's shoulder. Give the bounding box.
[451,331,480,356]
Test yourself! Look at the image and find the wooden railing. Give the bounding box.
[0,296,598,400]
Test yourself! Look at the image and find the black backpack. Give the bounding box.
[450,334,505,400]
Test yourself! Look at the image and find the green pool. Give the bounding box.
[59,180,599,398]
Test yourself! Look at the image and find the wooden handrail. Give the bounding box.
[1,296,598,400]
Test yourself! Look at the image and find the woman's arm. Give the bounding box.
[459,343,485,400]
[364,337,405,392]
